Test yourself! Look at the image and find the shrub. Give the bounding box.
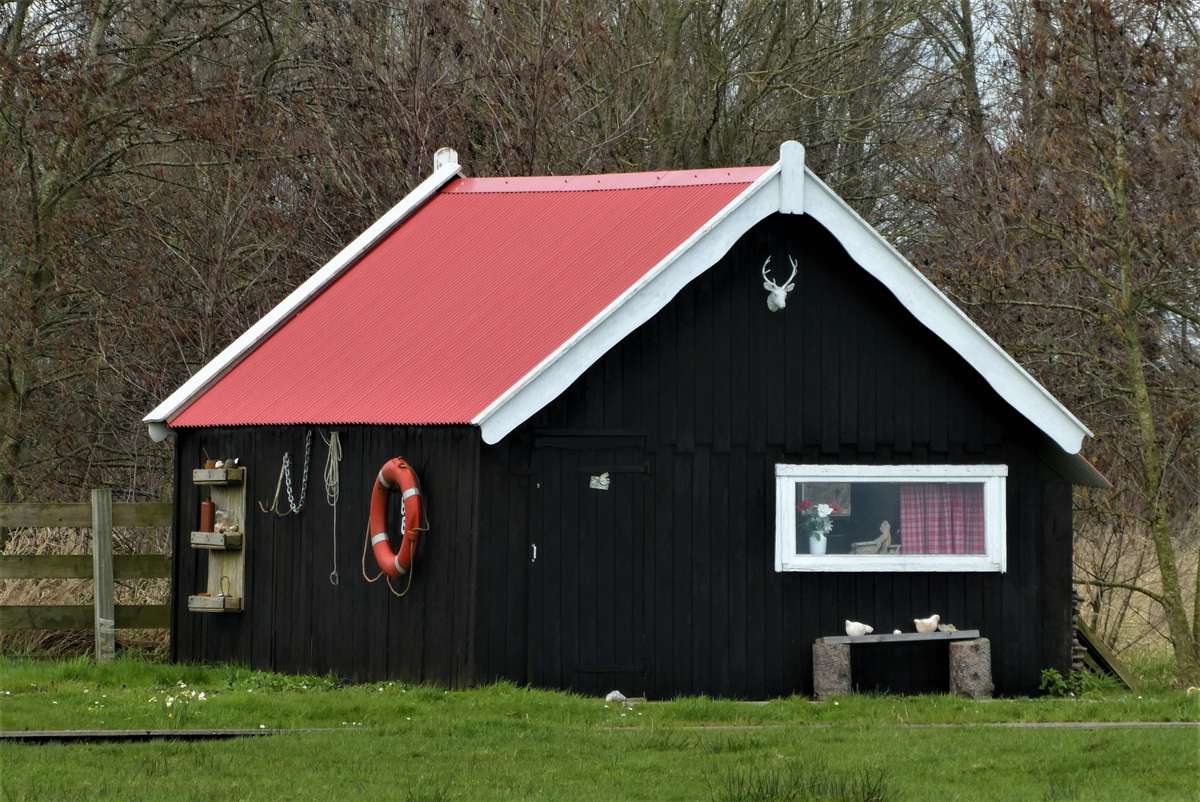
[1039,667,1122,697]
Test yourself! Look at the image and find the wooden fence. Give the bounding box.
[0,489,171,660]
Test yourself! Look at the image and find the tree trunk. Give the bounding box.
[1118,310,1200,684]
[956,0,986,152]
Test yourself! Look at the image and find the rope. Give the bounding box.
[258,457,288,515]
[321,431,341,586]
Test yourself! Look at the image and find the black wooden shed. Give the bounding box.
[148,142,1105,697]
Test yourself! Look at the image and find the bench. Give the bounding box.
[812,630,993,700]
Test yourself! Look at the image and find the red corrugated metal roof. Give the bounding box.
[170,165,768,428]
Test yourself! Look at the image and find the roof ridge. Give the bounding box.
[446,166,768,194]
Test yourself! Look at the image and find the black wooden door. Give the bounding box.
[528,435,649,696]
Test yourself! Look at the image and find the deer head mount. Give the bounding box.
[761,255,797,312]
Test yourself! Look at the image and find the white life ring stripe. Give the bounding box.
[370,533,390,546]
[401,487,420,501]
[377,470,391,489]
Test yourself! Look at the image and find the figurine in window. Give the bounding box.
[851,520,899,554]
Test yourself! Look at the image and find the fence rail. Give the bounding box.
[0,502,172,529]
[0,489,171,660]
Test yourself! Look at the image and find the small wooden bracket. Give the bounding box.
[187,595,243,613]
[192,468,245,485]
[189,531,243,551]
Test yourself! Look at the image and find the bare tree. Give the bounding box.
[905,0,1199,682]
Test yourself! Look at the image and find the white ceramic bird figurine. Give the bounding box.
[844,620,874,637]
[605,690,626,703]
[914,614,941,634]
[892,629,901,635]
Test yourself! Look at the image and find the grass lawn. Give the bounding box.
[0,656,1197,801]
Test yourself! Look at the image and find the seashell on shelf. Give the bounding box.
[914,614,941,634]
[844,620,874,637]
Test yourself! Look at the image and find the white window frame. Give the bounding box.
[774,464,1008,573]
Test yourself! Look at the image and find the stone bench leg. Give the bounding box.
[949,638,994,699]
[812,642,851,700]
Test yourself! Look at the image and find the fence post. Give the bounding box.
[90,488,115,662]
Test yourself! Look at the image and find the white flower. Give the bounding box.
[198,692,207,701]
[259,724,266,729]
[816,503,833,518]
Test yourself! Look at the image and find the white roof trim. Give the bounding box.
[143,158,463,441]
[149,141,1091,457]
[474,141,1091,454]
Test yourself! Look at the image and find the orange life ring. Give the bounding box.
[368,457,423,578]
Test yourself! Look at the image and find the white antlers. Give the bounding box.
[761,255,797,312]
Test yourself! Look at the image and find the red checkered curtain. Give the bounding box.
[899,483,985,554]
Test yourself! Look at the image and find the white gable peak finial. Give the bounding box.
[434,147,459,171]
[779,140,805,215]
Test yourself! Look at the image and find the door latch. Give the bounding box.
[530,543,537,564]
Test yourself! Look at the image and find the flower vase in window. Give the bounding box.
[797,499,838,554]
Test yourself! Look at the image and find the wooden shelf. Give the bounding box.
[190,461,247,615]
[191,468,245,486]
[817,629,980,645]
[187,595,243,613]
[190,531,242,551]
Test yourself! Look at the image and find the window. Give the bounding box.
[774,465,1007,572]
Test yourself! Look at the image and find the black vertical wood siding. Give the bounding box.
[172,425,479,685]
[474,212,1075,698]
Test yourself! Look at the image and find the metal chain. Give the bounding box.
[283,430,312,514]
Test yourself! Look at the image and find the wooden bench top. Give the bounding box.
[816,629,981,645]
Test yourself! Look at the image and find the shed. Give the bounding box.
[147,142,1105,697]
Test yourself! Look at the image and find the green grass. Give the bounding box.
[1,656,1197,801]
